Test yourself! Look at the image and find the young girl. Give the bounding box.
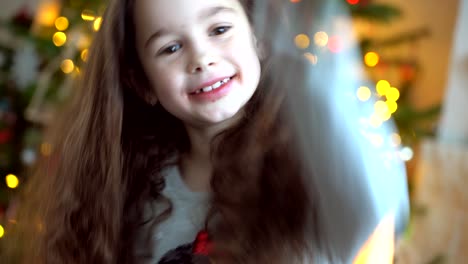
[5,0,407,263]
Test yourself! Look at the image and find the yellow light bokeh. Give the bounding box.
[52,32,67,47]
[61,60,75,74]
[314,31,329,47]
[386,87,400,101]
[41,143,53,156]
[93,17,103,31]
[357,86,371,102]
[303,52,318,65]
[386,100,398,114]
[81,9,96,21]
[35,2,61,27]
[5,174,19,189]
[376,80,391,96]
[55,17,69,31]
[364,52,380,67]
[0,225,4,238]
[81,49,89,61]
[294,34,310,49]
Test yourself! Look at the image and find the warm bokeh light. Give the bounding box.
[61,60,75,74]
[386,100,398,114]
[81,9,96,21]
[303,52,318,65]
[0,225,4,238]
[290,0,301,2]
[391,133,402,147]
[81,49,89,61]
[386,87,400,101]
[327,36,342,53]
[374,101,389,115]
[357,86,371,102]
[314,31,329,47]
[364,52,379,67]
[93,17,103,31]
[294,34,310,49]
[353,214,395,264]
[41,143,53,156]
[35,1,61,27]
[376,80,391,96]
[400,147,414,161]
[5,174,19,189]
[52,32,67,47]
[55,16,69,31]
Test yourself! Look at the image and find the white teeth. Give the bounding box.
[212,81,222,89]
[202,86,213,92]
[196,77,232,94]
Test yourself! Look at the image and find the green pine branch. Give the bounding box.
[350,3,402,23]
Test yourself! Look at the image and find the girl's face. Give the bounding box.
[134,0,261,129]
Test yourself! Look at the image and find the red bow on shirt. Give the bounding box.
[192,230,212,256]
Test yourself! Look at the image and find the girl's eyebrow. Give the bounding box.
[144,6,236,49]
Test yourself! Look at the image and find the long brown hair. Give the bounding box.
[3,0,322,263]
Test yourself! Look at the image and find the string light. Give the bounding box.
[386,100,398,114]
[61,60,75,74]
[376,80,391,96]
[294,34,310,49]
[391,133,402,147]
[52,32,67,47]
[93,17,103,31]
[327,36,342,53]
[5,174,19,189]
[303,52,318,65]
[399,147,414,161]
[347,0,360,5]
[0,225,4,238]
[364,52,380,67]
[357,86,371,102]
[314,31,329,47]
[55,17,69,31]
[386,87,400,101]
[81,9,96,21]
[81,49,89,61]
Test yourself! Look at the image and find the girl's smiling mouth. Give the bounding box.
[189,75,237,101]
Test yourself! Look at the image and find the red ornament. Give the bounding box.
[192,230,212,256]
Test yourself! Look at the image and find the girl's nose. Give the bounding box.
[187,45,218,74]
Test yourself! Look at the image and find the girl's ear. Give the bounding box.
[127,69,158,106]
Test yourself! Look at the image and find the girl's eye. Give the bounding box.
[160,43,182,55]
[210,26,232,36]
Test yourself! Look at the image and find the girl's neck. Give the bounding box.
[179,112,244,192]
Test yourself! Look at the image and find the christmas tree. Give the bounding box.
[0,0,105,243]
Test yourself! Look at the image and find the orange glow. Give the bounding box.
[290,0,301,2]
[353,214,395,264]
[35,1,61,27]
